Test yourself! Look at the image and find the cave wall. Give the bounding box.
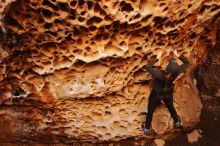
[196,27,220,97]
[0,0,219,144]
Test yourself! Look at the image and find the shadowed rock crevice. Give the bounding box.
[195,27,220,97]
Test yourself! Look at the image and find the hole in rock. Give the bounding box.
[157,42,165,46]
[104,15,112,21]
[103,33,110,40]
[148,31,153,37]
[153,16,167,25]
[44,23,52,29]
[119,41,125,46]
[41,9,53,18]
[66,23,71,27]
[120,1,126,6]
[78,0,84,6]
[86,16,102,25]
[95,34,103,41]
[95,17,102,23]
[121,2,134,12]
[99,26,105,32]
[73,28,80,35]
[23,14,31,19]
[85,46,91,51]
[179,11,184,17]
[199,5,209,14]
[139,25,150,33]
[120,22,128,30]
[142,14,153,21]
[176,18,185,25]
[211,5,220,12]
[42,0,59,11]
[87,1,93,10]
[167,29,179,38]
[120,31,126,35]
[163,6,168,11]
[156,32,163,37]
[81,11,86,16]
[75,59,85,65]
[159,2,166,7]
[89,26,97,31]
[105,25,111,30]
[167,42,171,47]
[78,17,85,22]
[189,32,197,39]
[134,14,141,19]
[66,34,74,41]
[94,3,102,13]
[113,20,120,29]
[5,15,23,29]
[54,19,62,24]
[58,2,69,11]
[188,43,193,47]
[70,0,77,8]
[69,15,76,20]
[79,26,89,32]
[188,4,192,8]
[32,3,37,7]
[113,29,119,33]
[76,38,83,45]
[136,47,142,50]
[100,10,107,16]
[65,31,69,35]
[57,37,62,41]
[164,21,171,27]
[105,111,112,115]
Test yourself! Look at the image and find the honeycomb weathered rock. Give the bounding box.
[0,0,219,144]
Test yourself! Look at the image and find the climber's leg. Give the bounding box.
[145,91,160,130]
[163,93,180,128]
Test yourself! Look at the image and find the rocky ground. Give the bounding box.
[166,96,220,146]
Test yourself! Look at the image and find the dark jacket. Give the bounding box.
[145,56,189,93]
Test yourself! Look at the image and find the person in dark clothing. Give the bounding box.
[142,54,190,134]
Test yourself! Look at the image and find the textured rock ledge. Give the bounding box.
[0,0,219,144]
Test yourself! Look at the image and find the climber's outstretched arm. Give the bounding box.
[145,58,164,80]
[173,49,190,73]
[178,55,190,73]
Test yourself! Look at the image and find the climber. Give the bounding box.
[141,50,190,134]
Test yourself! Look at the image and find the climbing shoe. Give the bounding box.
[141,123,150,134]
[174,121,181,128]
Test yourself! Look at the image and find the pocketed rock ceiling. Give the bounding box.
[0,0,219,144]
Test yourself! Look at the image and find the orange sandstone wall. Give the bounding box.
[0,0,219,144]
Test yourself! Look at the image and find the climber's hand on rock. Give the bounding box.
[180,51,188,57]
[150,55,157,60]
[150,55,158,63]
[145,56,158,67]
[173,49,180,57]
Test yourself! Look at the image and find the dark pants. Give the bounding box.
[145,90,179,129]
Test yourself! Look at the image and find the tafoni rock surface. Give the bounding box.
[0,0,219,144]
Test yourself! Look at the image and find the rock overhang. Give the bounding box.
[0,0,219,143]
